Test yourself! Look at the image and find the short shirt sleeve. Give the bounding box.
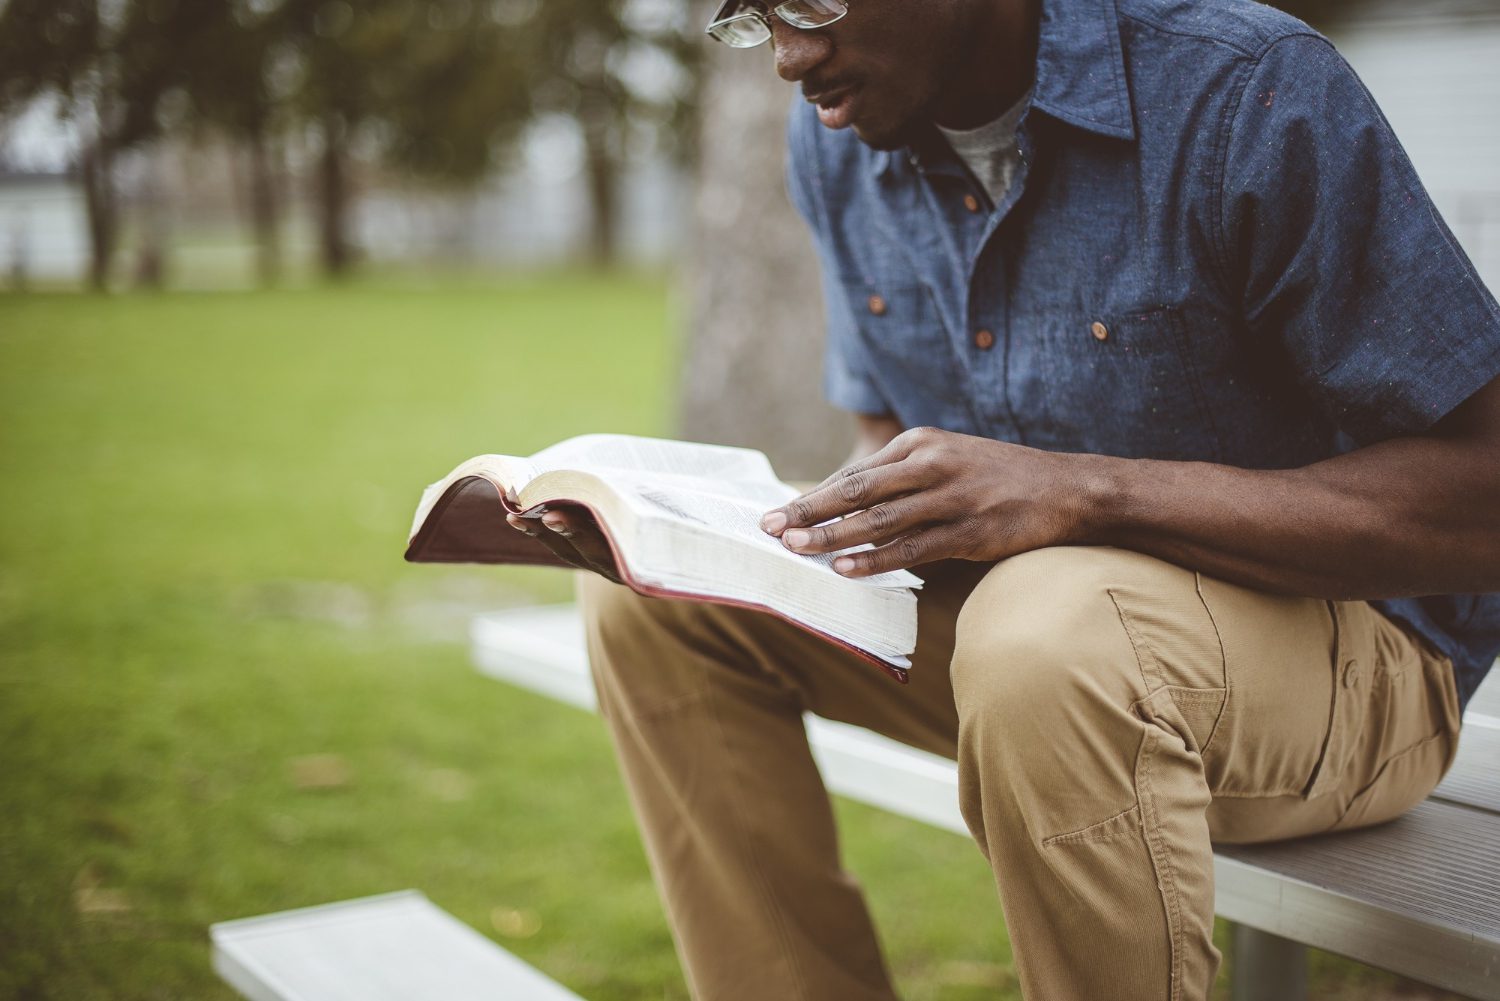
[1220,34,1500,444]
[785,103,890,416]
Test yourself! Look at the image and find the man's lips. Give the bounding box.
[808,85,858,130]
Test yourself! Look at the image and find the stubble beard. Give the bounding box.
[852,14,975,151]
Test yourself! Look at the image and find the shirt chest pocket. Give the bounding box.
[840,279,970,431]
[1029,307,1222,461]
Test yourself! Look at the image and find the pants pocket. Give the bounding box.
[1109,580,1228,755]
[1303,602,1368,800]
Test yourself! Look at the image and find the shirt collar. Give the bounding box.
[1031,0,1135,140]
[881,0,1134,177]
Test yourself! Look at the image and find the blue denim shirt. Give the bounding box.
[786,0,1500,709]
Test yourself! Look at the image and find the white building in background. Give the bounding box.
[354,113,686,270]
[0,172,90,284]
[1329,0,1500,291]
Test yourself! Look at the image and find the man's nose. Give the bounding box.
[771,19,833,82]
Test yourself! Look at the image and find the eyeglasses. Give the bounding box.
[705,0,849,48]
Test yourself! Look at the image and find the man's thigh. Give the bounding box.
[946,545,1463,842]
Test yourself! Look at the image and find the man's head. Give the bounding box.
[708,0,1037,151]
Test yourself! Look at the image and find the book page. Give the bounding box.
[618,475,921,591]
[525,434,922,591]
[530,434,780,490]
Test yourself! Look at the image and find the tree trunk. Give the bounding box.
[79,137,119,292]
[317,115,352,278]
[133,145,170,290]
[578,93,618,269]
[677,24,851,481]
[246,122,282,287]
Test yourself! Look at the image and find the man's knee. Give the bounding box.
[577,572,727,714]
[576,576,693,708]
[949,546,1191,731]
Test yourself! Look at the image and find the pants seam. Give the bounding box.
[1109,588,1161,693]
[1192,573,1231,756]
[1138,728,1185,1001]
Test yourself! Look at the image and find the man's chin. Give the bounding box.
[851,116,923,152]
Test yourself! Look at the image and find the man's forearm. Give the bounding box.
[769,379,1500,590]
[1080,433,1500,601]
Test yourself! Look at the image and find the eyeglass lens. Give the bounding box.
[706,0,846,47]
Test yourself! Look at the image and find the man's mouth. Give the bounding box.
[808,86,858,129]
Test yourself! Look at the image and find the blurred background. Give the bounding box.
[1,0,1497,998]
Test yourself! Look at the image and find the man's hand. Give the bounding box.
[760,426,1094,577]
[506,505,624,585]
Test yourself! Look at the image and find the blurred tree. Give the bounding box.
[524,1,631,267]
[0,0,120,289]
[177,1,286,285]
[517,0,697,266]
[0,0,231,288]
[2,0,699,282]
[269,0,548,276]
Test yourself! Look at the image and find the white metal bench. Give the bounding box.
[472,603,1500,1001]
[212,891,585,1001]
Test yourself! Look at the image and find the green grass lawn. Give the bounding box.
[0,277,1450,1000]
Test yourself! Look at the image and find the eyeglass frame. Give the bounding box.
[704,0,850,48]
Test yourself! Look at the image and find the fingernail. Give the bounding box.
[783,529,809,549]
[761,512,786,534]
[834,557,855,574]
[545,522,574,538]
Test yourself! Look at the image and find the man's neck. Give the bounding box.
[932,0,1040,131]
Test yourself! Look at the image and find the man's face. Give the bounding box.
[764,0,984,150]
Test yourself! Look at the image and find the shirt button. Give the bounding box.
[1090,321,1109,341]
[973,329,995,350]
[1342,661,1361,689]
[963,194,981,213]
[868,295,887,316]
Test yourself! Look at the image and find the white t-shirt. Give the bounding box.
[936,91,1032,207]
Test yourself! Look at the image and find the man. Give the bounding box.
[508,0,1500,997]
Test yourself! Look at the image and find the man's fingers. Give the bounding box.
[804,434,911,495]
[779,496,928,554]
[540,510,621,579]
[764,460,919,535]
[509,507,621,583]
[830,525,962,578]
[521,513,594,568]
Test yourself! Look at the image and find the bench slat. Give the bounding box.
[1218,800,1500,1000]
[1472,677,1500,718]
[471,605,1500,1000]
[1434,722,1500,813]
[212,891,585,1001]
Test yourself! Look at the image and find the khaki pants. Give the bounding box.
[578,547,1463,1001]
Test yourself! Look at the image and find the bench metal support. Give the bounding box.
[1231,923,1307,1001]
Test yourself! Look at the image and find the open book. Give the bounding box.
[404,434,922,681]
